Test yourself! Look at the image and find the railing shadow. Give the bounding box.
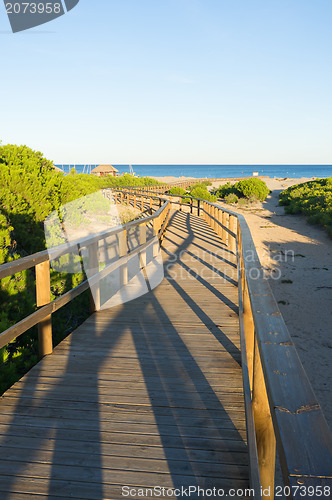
[0,209,249,498]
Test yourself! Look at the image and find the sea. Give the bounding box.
[55,164,332,179]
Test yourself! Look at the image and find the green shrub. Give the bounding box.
[238,197,249,207]
[236,178,270,201]
[217,182,238,198]
[225,193,239,204]
[168,187,187,196]
[0,142,162,395]
[190,186,217,202]
[189,182,212,191]
[279,178,332,238]
[217,178,270,202]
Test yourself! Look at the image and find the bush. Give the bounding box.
[217,182,238,198]
[0,142,162,395]
[190,186,217,202]
[189,181,217,202]
[189,182,212,191]
[279,178,332,237]
[103,173,162,188]
[236,178,270,201]
[225,193,239,204]
[168,187,187,196]
[216,178,269,202]
[237,197,249,207]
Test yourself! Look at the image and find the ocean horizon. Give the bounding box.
[55,164,332,179]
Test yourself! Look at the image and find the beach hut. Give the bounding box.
[91,165,119,177]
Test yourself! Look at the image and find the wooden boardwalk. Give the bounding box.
[0,210,249,499]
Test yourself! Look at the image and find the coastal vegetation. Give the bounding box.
[168,182,217,203]
[168,186,187,196]
[0,143,160,394]
[216,178,270,203]
[279,178,332,238]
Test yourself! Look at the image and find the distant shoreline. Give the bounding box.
[54,164,332,179]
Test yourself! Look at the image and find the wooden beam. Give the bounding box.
[118,230,128,286]
[35,260,53,358]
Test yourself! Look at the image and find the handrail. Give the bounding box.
[0,194,171,356]
[118,188,332,499]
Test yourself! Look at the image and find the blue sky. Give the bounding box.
[1,0,331,164]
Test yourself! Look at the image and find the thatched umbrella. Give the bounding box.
[91,165,119,177]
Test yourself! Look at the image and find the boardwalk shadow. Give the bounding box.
[0,209,249,498]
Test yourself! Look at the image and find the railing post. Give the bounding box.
[134,195,137,209]
[190,199,193,214]
[121,192,124,205]
[222,211,228,245]
[217,209,223,238]
[243,279,255,391]
[35,260,53,358]
[208,204,212,227]
[119,229,128,286]
[88,241,100,312]
[153,216,160,257]
[139,223,147,268]
[141,196,144,212]
[229,215,236,254]
[150,198,152,211]
[252,335,276,499]
[197,199,200,217]
[214,206,218,232]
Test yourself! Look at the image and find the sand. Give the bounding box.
[165,176,332,430]
[221,177,332,430]
[153,176,197,183]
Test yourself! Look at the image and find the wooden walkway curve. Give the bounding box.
[0,210,250,499]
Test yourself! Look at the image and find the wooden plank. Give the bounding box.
[13,375,245,393]
[0,434,249,465]
[0,460,250,490]
[3,389,246,411]
[0,395,246,420]
[0,445,249,479]
[0,404,247,431]
[0,413,247,441]
[0,474,251,500]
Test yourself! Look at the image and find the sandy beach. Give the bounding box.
[165,176,332,430]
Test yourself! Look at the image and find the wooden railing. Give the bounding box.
[119,189,332,499]
[0,195,170,358]
[108,178,201,195]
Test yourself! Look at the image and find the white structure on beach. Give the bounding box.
[91,165,119,177]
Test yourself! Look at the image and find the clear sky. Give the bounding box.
[1,0,331,164]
